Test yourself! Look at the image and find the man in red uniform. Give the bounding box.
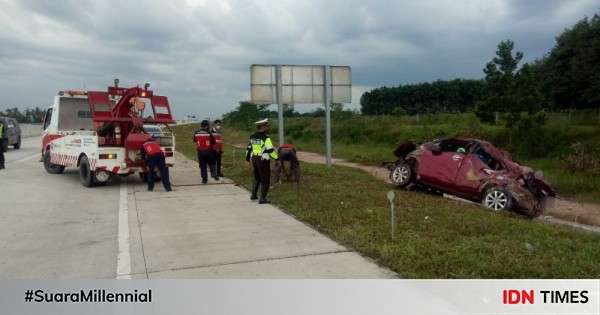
[193,120,218,184]
[273,144,300,183]
[141,138,172,192]
[211,119,224,177]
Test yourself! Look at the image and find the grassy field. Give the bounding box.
[221,112,600,203]
[173,123,600,278]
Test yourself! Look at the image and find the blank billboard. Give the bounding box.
[250,64,351,104]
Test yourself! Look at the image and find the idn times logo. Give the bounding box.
[502,289,589,305]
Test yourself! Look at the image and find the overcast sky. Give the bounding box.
[0,0,597,119]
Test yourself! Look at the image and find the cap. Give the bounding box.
[255,118,269,125]
[200,119,209,127]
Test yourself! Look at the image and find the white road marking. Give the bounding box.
[116,182,132,279]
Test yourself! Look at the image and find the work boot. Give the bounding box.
[250,182,260,200]
[258,199,270,204]
[214,176,220,181]
[202,178,208,184]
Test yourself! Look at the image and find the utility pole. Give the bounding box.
[323,65,332,167]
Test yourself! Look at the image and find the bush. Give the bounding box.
[561,143,600,174]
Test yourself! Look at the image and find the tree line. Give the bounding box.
[0,107,46,123]
[360,14,600,124]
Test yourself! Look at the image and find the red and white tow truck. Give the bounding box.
[41,80,176,187]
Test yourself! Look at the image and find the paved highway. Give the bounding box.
[0,137,395,279]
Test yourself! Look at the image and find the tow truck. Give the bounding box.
[41,79,175,187]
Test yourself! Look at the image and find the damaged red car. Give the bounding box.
[389,138,555,216]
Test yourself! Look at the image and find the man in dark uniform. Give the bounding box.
[246,118,278,204]
[141,137,172,192]
[211,119,224,177]
[0,120,5,170]
[194,120,218,184]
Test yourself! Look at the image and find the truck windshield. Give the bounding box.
[58,97,93,131]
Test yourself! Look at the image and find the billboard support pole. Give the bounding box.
[324,65,332,167]
[275,65,284,145]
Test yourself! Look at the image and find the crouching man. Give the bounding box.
[273,144,300,183]
[141,138,172,192]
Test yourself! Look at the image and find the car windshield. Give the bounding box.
[473,146,503,170]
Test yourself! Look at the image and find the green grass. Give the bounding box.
[173,124,600,278]
[216,113,600,203]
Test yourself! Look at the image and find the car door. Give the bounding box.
[418,142,465,192]
[454,154,489,198]
[6,119,16,144]
[453,146,498,198]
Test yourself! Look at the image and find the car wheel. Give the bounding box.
[482,188,513,212]
[391,162,413,187]
[14,137,21,149]
[79,156,95,187]
[43,150,65,174]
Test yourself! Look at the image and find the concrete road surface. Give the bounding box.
[0,137,395,279]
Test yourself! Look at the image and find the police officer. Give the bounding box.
[0,120,5,170]
[246,118,278,204]
[211,119,224,177]
[194,120,218,184]
[141,137,172,192]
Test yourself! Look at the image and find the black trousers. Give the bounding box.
[147,154,171,191]
[216,152,223,176]
[197,150,216,182]
[0,139,5,167]
[251,156,271,199]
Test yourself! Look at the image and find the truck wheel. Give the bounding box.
[482,187,513,212]
[43,151,65,174]
[79,156,95,187]
[14,137,21,149]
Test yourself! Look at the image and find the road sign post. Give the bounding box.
[275,65,284,145]
[324,65,332,166]
[387,190,396,238]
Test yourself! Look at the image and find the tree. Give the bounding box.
[222,101,274,129]
[540,14,600,110]
[477,40,523,124]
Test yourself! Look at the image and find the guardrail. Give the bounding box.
[19,123,42,138]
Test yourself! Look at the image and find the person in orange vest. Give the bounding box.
[141,137,172,192]
[193,120,218,184]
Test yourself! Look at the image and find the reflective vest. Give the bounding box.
[250,136,278,159]
[194,132,213,151]
[0,122,3,138]
[213,133,224,152]
[143,141,163,156]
